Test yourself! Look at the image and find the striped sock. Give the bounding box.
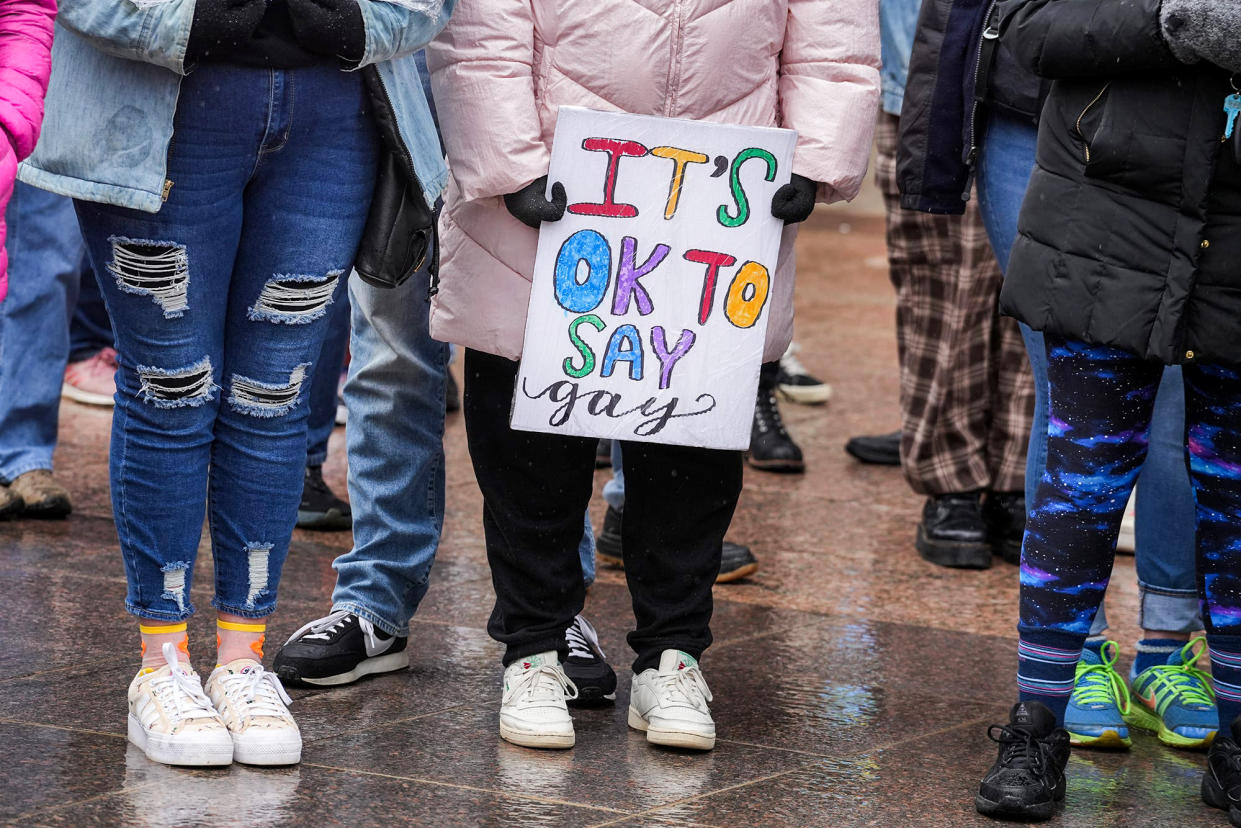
[1130,638,1183,680]
[1017,631,1085,725]
[1209,635,1241,734]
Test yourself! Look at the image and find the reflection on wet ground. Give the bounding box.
[1,208,1213,825]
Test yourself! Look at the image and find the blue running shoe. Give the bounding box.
[1065,640,1132,749]
[1126,636,1217,750]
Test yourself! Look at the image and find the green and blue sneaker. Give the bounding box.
[1065,640,1132,749]
[1125,636,1217,750]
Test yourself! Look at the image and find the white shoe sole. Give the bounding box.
[233,737,302,766]
[627,707,716,751]
[499,721,575,749]
[296,650,410,687]
[61,382,115,407]
[777,383,831,405]
[128,713,233,767]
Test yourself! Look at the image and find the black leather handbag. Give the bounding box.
[354,66,436,289]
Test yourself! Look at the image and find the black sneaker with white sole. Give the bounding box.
[562,614,617,706]
[273,610,409,687]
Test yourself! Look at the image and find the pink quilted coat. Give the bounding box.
[0,0,54,304]
[427,0,880,361]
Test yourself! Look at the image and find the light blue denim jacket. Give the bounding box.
[879,0,921,116]
[19,0,454,213]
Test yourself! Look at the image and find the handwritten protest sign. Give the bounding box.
[511,107,797,450]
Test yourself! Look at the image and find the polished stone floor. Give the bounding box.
[0,205,1221,827]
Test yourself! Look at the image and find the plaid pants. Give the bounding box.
[876,112,1033,495]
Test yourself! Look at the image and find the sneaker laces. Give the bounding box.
[150,642,222,730]
[1143,636,1215,715]
[987,724,1049,774]
[655,664,714,708]
[216,664,294,722]
[285,609,353,644]
[1072,641,1132,714]
[779,342,810,378]
[565,615,603,661]
[503,663,579,705]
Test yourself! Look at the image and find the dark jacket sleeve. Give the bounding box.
[1002,0,1181,79]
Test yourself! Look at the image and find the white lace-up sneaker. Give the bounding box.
[499,651,578,749]
[127,641,233,766]
[206,658,302,765]
[628,649,716,750]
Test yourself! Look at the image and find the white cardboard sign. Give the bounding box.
[511,107,797,450]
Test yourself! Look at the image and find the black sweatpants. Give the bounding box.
[463,349,744,672]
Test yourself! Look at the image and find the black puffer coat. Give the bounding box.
[998,0,1241,365]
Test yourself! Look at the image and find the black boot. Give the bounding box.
[1202,717,1241,825]
[748,361,804,473]
[916,492,991,569]
[983,491,1025,565]
[976,701,1070,821]
[297,465,352,531]
[596,506,623,567]
[844,431,901,466]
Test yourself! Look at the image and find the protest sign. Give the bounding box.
[511,106,797,450]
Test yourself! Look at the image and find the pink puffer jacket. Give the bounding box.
[0,0,54,304]
[427,0,880,361]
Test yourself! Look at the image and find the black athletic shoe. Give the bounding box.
[563,614,617,706]
[594,506,758,582]
[844,431,901,466]
[1202,717,1241,825]
[297,465,352,531]
[976,701,1070,821]
[273,610,409,687]
[983,491,1025,566]
[445,371,460,413]
[748,381,804,473]
[596,506,624,567]
[916,493,991,569]
[717,542,759,583]
[595,438,613,468]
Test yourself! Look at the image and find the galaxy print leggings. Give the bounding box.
[1016,336,1241,723]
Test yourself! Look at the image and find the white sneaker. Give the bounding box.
[628,649,716,750]
[127,641,233,766]
[499,651,578,749]
[206,658,302,765]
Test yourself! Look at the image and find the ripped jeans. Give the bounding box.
[74,62,378,620]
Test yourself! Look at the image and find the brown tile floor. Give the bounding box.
[0,205,1217,827]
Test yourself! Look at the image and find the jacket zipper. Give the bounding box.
[965,0,1000,168]
[367,66,432,280]
[1074,82,1110,164]
[665,0,684,117]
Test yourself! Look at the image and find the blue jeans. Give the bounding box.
[330,241,449,636]
[305,293,350,467]
[0,183,87,482]
[977,113,1199,633]
[69,264,114,362]
[75,63,378,621]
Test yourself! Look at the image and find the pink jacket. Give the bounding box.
[427,0,880,361]
[0,0,54,304]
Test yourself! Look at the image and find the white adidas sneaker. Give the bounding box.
[206,658,302,765]
[499,651,578,749]
[127,641,233,766]
[628,649,716,750]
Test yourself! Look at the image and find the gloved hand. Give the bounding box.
[288,0,367,67]
[1160,0,1241,72]
[186,0,269,63]
[770,173,817,224]
[503,176,567,229]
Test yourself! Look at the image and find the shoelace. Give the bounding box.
[1143,636,1215,715]
[150,642,221,730]
[217,665,294,723]
[779,343,810,378]
[1072,640,1132,714]
[987,724,1048,774]
[655,664,713,708]
[565,615,604,661]
[285,609,353,644]
[503,664,579,705]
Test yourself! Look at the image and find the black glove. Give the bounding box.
[770,173,817,224]
[1161,0,1241,72]
[288,0,367,67]
[186,0,270,63]
[503,176,567,229]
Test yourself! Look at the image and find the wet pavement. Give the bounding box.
[0,201,1219,826]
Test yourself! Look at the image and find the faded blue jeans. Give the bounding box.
[977,112,1199,634]
[75,62,378,621]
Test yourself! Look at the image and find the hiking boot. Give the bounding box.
[296,465,351,531]
[844,431,900,466]
[274,610,409,687]
[776,342,831,405]
[629,649,716,751]
[748,370,804,473]
[1065,642,1132,749]
[983,491,1025,565]
[9,469,71,519]
[1201,717,1241,823]
[1127,636,1218,749]
[916,493,990,569]
[563,615,616,706]
[976,701,1070,821]
[499,651,577,749]
[62,347,118,407]
[0,484,22,520]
